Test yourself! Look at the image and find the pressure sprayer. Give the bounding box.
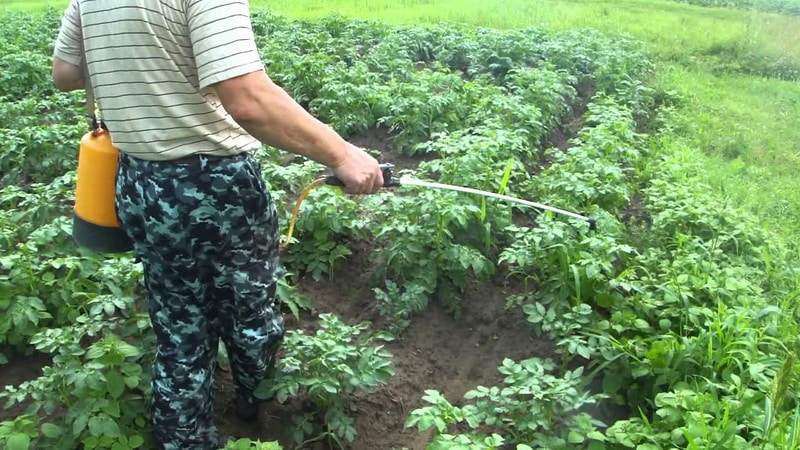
[72,79,134,253]
[279,163,596,250]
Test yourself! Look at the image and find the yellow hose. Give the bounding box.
[279,177,328,251]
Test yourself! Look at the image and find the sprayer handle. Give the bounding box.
[325,163,401,188]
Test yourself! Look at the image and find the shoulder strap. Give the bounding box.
[83,63,106,135]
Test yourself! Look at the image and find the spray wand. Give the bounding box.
[279,163,596,250]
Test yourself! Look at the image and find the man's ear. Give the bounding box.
[52,56,84,92]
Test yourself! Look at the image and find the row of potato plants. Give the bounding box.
[0,8,797,450]
[411,99,800,448]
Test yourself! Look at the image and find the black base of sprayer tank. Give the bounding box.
[72,213,134,254]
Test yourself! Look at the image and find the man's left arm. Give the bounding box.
[52,0,84,92]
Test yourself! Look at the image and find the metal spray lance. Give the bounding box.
[325,163,597,228]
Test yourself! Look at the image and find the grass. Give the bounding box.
[6,0,800,245]
[665,67,800,238]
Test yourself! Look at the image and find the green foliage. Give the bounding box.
[500,138,800,448]
[500,216,631,318]
[0,11,83,189]
[0,93,83,130]
[0,124,83,188]
[505,65,577,128]
[1,298,154,449]
[275,275,312,320]
[406,358,606,448]
[378,67,476,151]
[220,438,283,450]
[282,188,371,281]
[0,415,38,450]
[373,280,429,335]
[255,314,394,448]
[371,189,494,329]
[0,15,155,447]
[0,51,53,99]
[308,62,391,136]
[0,211,142,357]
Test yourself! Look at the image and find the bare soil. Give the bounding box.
[214,265,556,450]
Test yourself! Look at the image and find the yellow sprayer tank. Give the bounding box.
[72,126,133,253]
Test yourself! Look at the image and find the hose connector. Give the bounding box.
[324,163,401,188]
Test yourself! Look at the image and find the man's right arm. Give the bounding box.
[214,70,384,194]
[185,0,382,194]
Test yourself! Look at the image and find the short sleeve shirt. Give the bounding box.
[53,0,264,161]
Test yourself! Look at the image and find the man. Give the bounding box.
[52,1,384,448]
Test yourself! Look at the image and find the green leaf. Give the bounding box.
[128,435,145,448]
[632,365,651,378]
[82,435,99,449]
[568,430,585,444]
[124,375,140,389]
[105,371,126,399]
[411,415,434,431]
[88,416,103,436]
[6,433,31,450]
[101,417,121,438]
[595,292,615,308]
[433,417,447,433]
[587,431,606,441]
[116,342,141,358]
[85,346,105,360]
[103,400,121,418]
[498,160,513,195]
[587,442,607,450]
[235,438,253,450]
[40,423,64,438]
[73,414,88,435]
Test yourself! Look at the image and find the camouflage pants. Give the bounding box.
[115,152,285,450]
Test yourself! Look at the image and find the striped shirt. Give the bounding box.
[53,0,263,161]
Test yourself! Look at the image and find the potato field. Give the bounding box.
[1,7,799,450]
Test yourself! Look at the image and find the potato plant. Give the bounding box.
[254,314,394,448]
[407,358,606,449]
